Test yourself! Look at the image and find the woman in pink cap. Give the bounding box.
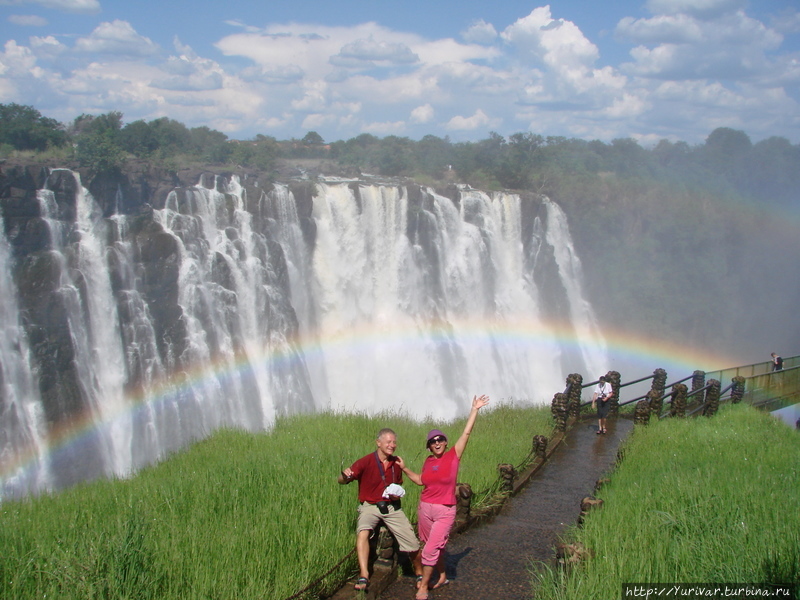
[398,394,490,600]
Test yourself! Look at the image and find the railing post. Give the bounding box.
[703,379,721,416]
[455,482,472,529]
[634,399,650,425]
[606,370,621,416]
[692,370,706,397]
[533,434,548,459]
[566,373,583,419]
[670,383,688,417]
[497,464,517,493]
[551,392,568,432]
[651,368,667,396]
[730,376,745,403]
[647,389,663,416]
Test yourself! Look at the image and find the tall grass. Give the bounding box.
[0,402,551,599]
[532,403,800,599]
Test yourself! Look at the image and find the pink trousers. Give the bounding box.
[417,501,456,566]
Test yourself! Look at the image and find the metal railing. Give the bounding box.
[570,355,800,418]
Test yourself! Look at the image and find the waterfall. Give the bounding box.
[542,197,608,378]
[0,215,52,499]
[0,172,607,497]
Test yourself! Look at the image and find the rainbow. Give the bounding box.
[0,316,742,494]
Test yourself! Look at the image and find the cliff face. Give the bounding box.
[0,158,584,497]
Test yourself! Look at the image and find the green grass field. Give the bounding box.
[0,402,552,600]
[532,403,800,599]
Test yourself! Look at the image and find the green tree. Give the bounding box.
[376,135,415,176]
[0,103,68,151]
[189,126,230,163]
[73,112,125,175]
[301,131,324,145]
[120,119,159,158]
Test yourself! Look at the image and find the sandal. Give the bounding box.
[433,578,450,589]
[354,576,369,591]
[416,575,423,588]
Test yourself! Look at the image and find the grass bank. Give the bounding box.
[0,402,552,600]
[532,403,800,599]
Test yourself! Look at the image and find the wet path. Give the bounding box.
[377,417,634,600]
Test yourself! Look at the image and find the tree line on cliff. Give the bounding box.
[2,102,799,359]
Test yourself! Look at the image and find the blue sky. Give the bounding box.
[1,0,799,145]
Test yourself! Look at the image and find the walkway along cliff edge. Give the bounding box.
[318,355,799,600]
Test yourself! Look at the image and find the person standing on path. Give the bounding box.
[397,394,490,600]
[339,428,420,592]
[592,375,613,434]
[771,352,783,371]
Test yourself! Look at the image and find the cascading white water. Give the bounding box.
[542,197,608,378]
[0,216,52,499]
[154,176,276,436]
[0,173,607,497]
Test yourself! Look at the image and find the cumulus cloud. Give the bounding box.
[29,35,66,60]
[7,14,47,26]
[445,109,497,131]
[362,120,405,134]
[618,8,783,80]
[74,20,160,56]
[0,0,99,13]
[334,37,419,65]
[769,9,800,35]
[502,7,599,70]
[645,0,746,19]
[0,4,797,145]
[410,103,434,123]
[461,19,497,44]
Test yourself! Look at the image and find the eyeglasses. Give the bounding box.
[428,436,447,445]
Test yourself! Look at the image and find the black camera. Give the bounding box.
[376,501,389,514]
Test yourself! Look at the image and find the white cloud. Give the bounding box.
[74,20,160,56]
[0,5,797,145]
[501,7,599,70]
[461,19,497,44]
[645,0,746,19]
[410,103,433,123]
[769,9,800,35]
[29,35,66,60]
[335,37,419,64]
[362,120,405,135]
[618,9,783,80]
[7,14,47,26]
[0,0,99,13]
[445,109,498,131]
[0,39,38,75]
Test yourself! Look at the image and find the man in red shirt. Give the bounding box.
[339,428,419,591]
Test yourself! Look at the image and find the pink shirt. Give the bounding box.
[420,447,460,505]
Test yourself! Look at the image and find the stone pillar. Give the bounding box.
[691,370,706,397]
[730,376,746,404]
[566,373,583,419]
[455,483,472,529]
[498,463,517,493]
[374,526,396,567]
[702,379,721,416]
[669,382,688,417]
[651,368,668,396]
[533,434,548,459]
[646,389,663,416]
[605,371,621,416]
[634,399,650,425]
[551,392,568,432]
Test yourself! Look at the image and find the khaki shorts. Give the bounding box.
[356,502,420,552]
